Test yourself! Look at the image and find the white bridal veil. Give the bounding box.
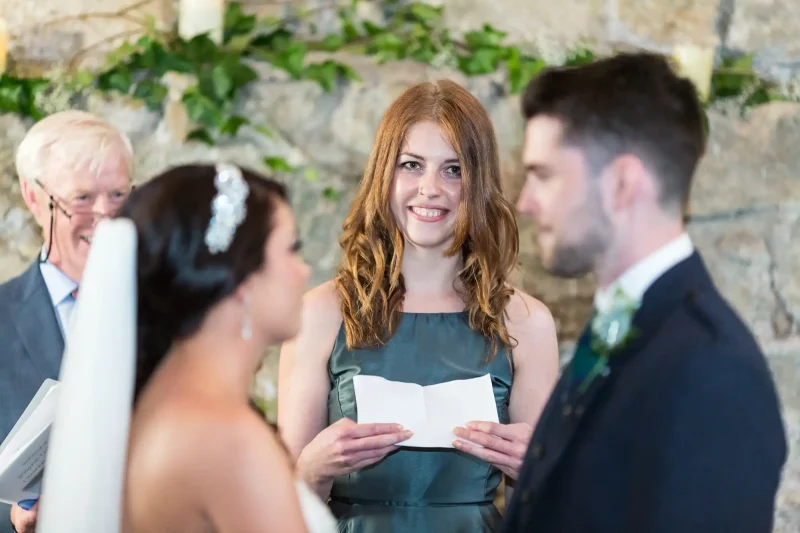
[36,218,137,533]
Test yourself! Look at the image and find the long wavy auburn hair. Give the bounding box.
[335,79,520,360]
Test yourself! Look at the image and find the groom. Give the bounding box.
[503,52,787,532]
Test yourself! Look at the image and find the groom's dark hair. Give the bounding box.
[521,52,706,214]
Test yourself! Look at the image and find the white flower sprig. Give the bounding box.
[577,287,641,394]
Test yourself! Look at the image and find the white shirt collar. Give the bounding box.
[39,249,79,306]
[594,233,694,313]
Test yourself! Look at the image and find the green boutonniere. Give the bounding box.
[577,288,641,394]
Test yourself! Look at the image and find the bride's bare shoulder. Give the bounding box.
[127,399,302,531]
[129,399,284,494]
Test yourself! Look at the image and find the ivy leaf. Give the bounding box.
[459,47,505,75]
[367,32,405,61]
[710,70,755,101]
[136,40,168,72]
[66,71,95,91]
[24,79,51,119]
[187,128,215,145]
[408,3,443,28]
[228,61,258,89]
[305,61,338,91]
[508,51,546,94]
[336,63,361,81]
[182,86,224,127]
[220,115,249,136]
[185,34,219,64]
[564,48,595,66]
[264,157,294,171]
[273,42,307,78]
[211,64,234,100]
[248,28,293,54]
[742,86,777,109]
[320,34,345,52]
[337,8,362,41]
[162,52,195,74]
[726,53,754,72]
[253,123,275,138]
[322,186,340,201]
[105,41,137,67]
[97,68,133,94]
[133,80,168,110]
[464,24,507,49]
[0,82,25,114]
[343,19,362,41]
[408,37,436,63]
[224,2,257,43]
[363,21,385,37]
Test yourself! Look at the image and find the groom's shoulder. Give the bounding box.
[677,284,761,354]
[663,285,773,389]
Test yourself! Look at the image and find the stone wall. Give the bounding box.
[0,0,798,529]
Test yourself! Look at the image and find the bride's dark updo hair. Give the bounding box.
[117,164,287,402]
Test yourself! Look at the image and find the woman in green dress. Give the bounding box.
[278,79,560,532]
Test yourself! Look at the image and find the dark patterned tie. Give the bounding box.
[568,310,600,390]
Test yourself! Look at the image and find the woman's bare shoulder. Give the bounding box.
[127,398,295,531]
[505,287,555,328]
[303,280,342,325]
[130,398,283,492]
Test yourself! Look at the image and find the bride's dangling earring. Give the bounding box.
[241,293,252,340]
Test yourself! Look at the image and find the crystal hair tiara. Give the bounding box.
[205,163,249,254]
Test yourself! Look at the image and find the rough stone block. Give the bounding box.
[693,104,800,216]
[728,0,800,60]
[612,0,720,48]
[1,0,174,70]
[430,0,607,57]
[767,348,800,533]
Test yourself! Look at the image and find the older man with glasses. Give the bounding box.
[0,110,134,533]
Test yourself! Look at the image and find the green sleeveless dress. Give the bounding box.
[327,312,514,532]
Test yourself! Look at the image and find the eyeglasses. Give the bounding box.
[36,179,133,262]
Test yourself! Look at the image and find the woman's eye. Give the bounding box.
[400,161,422,171]
[444,165,461,177]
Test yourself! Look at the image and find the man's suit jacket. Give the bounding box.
[0,263,64,533]
[503,252,787,533]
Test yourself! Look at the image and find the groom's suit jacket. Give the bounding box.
[0,262,65,533]
[503,252,787,533]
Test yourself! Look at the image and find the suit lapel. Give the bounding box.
[11,263,65,379]
[519,252,715,499]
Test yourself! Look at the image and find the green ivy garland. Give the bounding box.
[0,0,796,189]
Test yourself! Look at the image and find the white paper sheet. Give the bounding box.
[352,374,499,448]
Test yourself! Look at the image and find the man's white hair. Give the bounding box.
[15,110,134,186]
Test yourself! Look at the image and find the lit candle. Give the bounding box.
[178,0,225,43]
[673,44,716,102]
[0,18,8,75]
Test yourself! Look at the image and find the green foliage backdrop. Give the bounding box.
[0,0,796,180]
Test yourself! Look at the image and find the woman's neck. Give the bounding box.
[169,311,265,402]
[400,244,463,295]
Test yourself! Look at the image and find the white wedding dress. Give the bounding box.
[35,219,336,533]
[295,480,338,533]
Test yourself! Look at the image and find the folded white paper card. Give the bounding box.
[352,373,499,448]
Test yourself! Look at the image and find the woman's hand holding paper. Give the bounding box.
[452,421,533,480]
[297,417,413,497]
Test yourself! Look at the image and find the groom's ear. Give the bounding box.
[607,154,647,211]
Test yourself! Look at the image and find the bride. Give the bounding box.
[35,163,337,533]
